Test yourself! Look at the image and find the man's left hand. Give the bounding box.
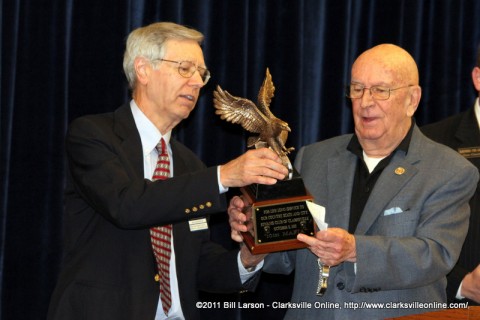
[297,227,356,266]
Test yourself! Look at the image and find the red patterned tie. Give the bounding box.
[149,138,172,315]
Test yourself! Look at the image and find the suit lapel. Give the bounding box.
[113,104,144,179]
[355,158,418,234]
[171,140,188,177]
[355,127,423,234]
[326,146,357,230]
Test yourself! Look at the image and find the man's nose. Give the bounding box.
[188,71,205,88]
[360,88,374,107]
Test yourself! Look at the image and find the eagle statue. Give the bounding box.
[213,68,294,174]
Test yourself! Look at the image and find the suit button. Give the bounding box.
[337,282,345,290]
[206,202,212,207]
[185,209,191,214]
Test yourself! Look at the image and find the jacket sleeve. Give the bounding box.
[66,115,226,229]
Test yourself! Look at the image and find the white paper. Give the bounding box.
[306,201,328,231]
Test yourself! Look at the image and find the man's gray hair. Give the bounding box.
[123,22,204,89]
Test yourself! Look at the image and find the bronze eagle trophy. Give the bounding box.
[213,68,294,176]
[212,68,315,257]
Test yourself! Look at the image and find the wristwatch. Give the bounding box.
[316,258,330,296]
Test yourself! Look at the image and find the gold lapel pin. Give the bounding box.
[394,167,406,175]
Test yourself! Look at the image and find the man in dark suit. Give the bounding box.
[229,44,478,319]
[421,44,480,305]
[46,22,288,320]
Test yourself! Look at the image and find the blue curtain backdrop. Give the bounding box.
[2,0,480,319]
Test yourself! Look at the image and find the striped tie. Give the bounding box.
[149,138,172,315]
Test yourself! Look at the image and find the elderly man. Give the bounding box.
[47,22,287,320]
[229,44,478,319]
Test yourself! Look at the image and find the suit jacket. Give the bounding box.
[422,107,480,306]
[263,125,478,319]
[47,104,248,320]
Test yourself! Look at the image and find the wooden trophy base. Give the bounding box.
[240,172,315,255]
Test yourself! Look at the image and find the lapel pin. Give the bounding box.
[394,167,406,175]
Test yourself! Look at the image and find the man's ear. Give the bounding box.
[406,85,422,117]
[134,57,150,85]
[472,67,480,92]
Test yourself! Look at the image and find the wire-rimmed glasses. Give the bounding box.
[346,84,413,100]
[155,58,211,85]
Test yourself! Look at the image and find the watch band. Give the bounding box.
[316,258,330,296]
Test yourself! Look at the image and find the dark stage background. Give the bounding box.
[2,1,480,319]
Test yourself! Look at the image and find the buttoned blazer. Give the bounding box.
[422,107,480,305]
[47,104,243,320]
[263,125,478,320]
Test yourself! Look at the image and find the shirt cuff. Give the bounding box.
[456,281,465,300]
[237,252,263,284]
[217,166,229,194]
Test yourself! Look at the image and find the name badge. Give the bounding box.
[458,147,480,159]
[188,218,208,232]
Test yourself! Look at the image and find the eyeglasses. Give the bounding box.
[154,58,211,85]
[346,84,413,100]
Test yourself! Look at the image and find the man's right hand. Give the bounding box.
[219,148,288,188]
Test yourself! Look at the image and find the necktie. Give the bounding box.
[149,138,173,315]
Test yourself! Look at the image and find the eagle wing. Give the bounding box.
[257,68,276,119]
[213,86,267,134]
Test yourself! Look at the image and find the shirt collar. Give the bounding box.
[347,119,414,158]
[474,97,480,129]
[130,100,171,155]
